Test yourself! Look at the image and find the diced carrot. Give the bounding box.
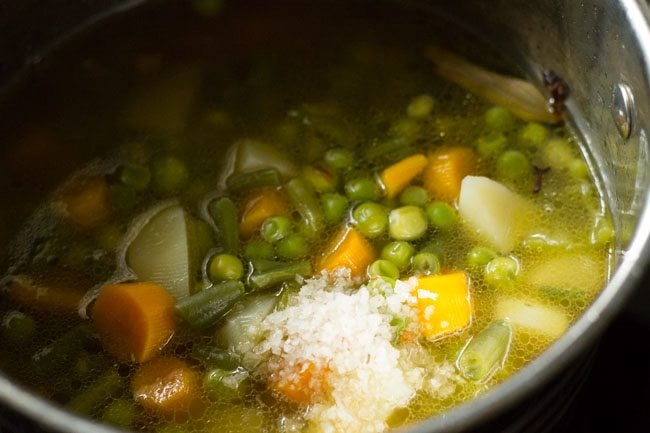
[92,282,176,363]
[56,176,111,230]
[8,274,88,314]
[131,356,203,419]
[239,187,290,239]
[271,361,327,405]
[423,147,477,202]
[316,226,376,278]
[413,272,472,340]
[379,154,429,199]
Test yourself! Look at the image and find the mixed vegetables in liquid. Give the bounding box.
[0,1,613,432]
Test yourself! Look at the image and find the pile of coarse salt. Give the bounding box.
[257,269,425,433]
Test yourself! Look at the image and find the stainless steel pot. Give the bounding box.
[1,0,649,432]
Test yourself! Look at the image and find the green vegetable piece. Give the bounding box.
[276,234,309,260]
[209,254,244,282]
[368,259,400,280]
[67,369,123,415]
[302,165,338,193]
[592,215,615,245]
[32,325,90,374]
[152,156,189,195]
[260,216,292,243]
[226,168,282,194]
[191,345,241,370]
[209,197,240,254]
[344,177,382,201]
[192,0,223,17]
[458,320,512,382]
[321,193,349,224]
[519,122,548,147]
[399,186,429,207]
[1,311,36,343]
[284,177,324,239]
[569,159,589,179]
[174,281,245,329]
[411,252,441,276]
[204,368,250,402]
[381,241,415,271]
[353,201,388,239]
[496,150,531,180]
[102,398,136,429]
[248,260,312,291]
[477,132,507,157]
[484,106,516,132]
[324,148,354,171]
[466,246,497,269]
[485,256,519,289]
[120,163,151,191]
[407,94,435,119]
[390,118,421,143]
[426,201,458,230]
[389,206,428,241]
[244,239,275,260]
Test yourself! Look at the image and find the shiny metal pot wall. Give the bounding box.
[1,1,650,432]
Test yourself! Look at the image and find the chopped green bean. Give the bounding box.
[191,345,241,370]
[259,216,291,243]
[226,168,282,194]
[365,139,413,161]
[209,197,240,253]
[399,186,429,207]
[67,369,123,415]
[248,260,312,291]
[324,148,354,171]
[466,246,497,269]
[381,241,415,270]
[302,165,338,193]
[275,234,309,260]
[284,177,324,239]
[476,132,507,157]
[389,206,428,241]
[496,150,531,180]
[119,163,151,191]
[174,281,245,329]
[344,177,382,201]
[484,106,516,132]
[352,201,388,238]
[458,320,512,382]
[368,259,400,280]
[244,239,274,260]
[321,192,349,224]
[152,156,189,195]
[407,94,435,119]
[2,311,36,343]
[411,252,440,276]
[32,325,91,374]
[204,368,250,402]
[485,256,519,289]
[209,254,244,282]
[101,398,136,429]
[425,201,458,230]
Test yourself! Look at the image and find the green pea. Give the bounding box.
[352,202,388,238]
[321,193,349,224]
[101,399,136,429]
[466,246,497,269]
[209,254,244,282]
[496,150,531,180]
[399,186,429,207]
[324,148,355,171]
[407,94,435,119]
[425,202,458,230]
[519,122,548,147]
[477,132,507,157]
[260,216,292,243]
[411,252,441,276]
[389,206,428,241]
[485,256,519,289]
[1,311,36,343]
[390,118,421,143]
[276,234,309,259]
[119,163,151,191]
[345,177,382,201]
[152,156,189,195]
[244,240,274,260]
[381,241,415,270]
[368,259,400,280]
[302,165,338,193]
[569,159,589,179]
[484,106,516,132]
